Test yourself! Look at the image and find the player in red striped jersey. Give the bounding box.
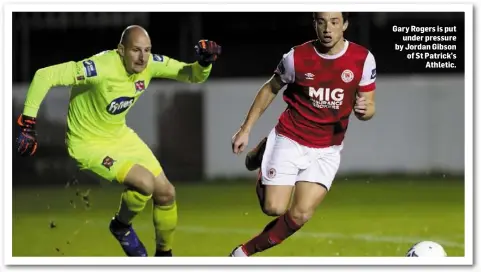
[230,12,376,256]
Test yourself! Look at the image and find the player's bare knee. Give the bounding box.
[135,176,155,196]
[289,207,314,225]
[153,183,176,205]
[124,165,155,196]
[262,203,287,217]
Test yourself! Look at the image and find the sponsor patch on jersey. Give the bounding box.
[370,68,377,79]
[83,60,97,77]
[153,54,164,62]
[106,96,135,115]
[101,156,116,170]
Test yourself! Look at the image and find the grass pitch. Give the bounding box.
[12,176,465,257]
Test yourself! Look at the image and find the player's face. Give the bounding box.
[122,36,152,74]
[313,12,347,48]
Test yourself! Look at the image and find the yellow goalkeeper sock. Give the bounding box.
[152,201,178,251]
[116,189,151,225]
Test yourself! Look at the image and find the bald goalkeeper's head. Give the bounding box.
[117,25,152,74]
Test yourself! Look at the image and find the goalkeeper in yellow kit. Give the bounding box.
[15,25,221,257]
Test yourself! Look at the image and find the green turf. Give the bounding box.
[12,176,465,257]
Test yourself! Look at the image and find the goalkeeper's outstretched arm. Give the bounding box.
[148,39,221,84]
[148,54,212,84]
[17,58,100,157]
[23,59,99,118]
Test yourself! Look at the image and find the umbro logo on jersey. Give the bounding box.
[305,73,315,80]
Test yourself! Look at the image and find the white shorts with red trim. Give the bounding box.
[260,128,343,190]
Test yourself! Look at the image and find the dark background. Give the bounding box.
[13,12,464,82]
[12,12,465,185]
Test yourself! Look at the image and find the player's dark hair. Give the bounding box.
[312,12,349,23]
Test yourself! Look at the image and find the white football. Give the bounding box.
[406,241,447,257]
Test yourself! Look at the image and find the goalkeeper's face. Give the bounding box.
[120,34,152,74]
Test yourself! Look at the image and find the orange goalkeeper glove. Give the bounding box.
[195,39,221,67]
[16,114,38,156]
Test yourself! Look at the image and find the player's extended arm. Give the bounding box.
[17,59,94,156]
[23,61,81,117]
[150,56,213,83]
[150,39,221,83]
[239,75,284,133]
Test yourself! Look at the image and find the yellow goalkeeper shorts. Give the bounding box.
[67,129,163,183]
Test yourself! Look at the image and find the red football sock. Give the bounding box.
[242,212,302,256]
